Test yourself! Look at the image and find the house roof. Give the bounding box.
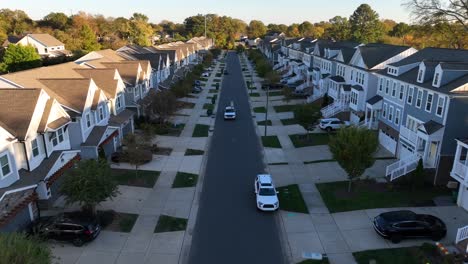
[340,47,356,64]
[367,95,383,105]
[342,84,352,92]
[389,47,468,67]
[329,76,345,83]
[37,99,70,133]
[81,126,108,147]
[38,78,93,112]
[74,68,119,98]
[28,34,64,47]
[351,84,363,91]
[419,120,444,135]
[99,62,140,86]
[2,35,22,47]
[439,62,468,71]
[109,109,135,126]
[358,43,411,69]
[0,88,41,140]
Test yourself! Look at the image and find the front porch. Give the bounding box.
[364,95,383,130]
[81,126,120,159]
[450,139,468,212]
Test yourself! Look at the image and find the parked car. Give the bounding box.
[202,72,210,77]
[205,67,212,71]
[194,80,202,86]
[29,212,101,246]
[254,174,279,211]
[192,87,202,93]
[373,210,447,243]
[318,118,350,132]
[224,105,236,120]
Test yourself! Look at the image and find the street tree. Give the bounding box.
[329,126,379,192]
[404,0,468,30]
[60,159,119,215]
[145,90,177,124]
[123,133,152,177]
[0,44,41,73]
[349,4,384,43]
[0,232,52,264]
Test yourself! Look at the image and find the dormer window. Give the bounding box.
[31,139,39,157]
[433,73,440,87]
[417,69,423,82]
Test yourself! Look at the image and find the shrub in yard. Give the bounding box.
[293,104,322,128]
[207,109,213,116]
[211,96,216,105]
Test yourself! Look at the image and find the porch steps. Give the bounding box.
[0,192,37,227]
[386,153,421,181]
[321,101,349,118]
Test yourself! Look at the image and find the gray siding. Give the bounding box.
[402,86,445,126]
[80,146,98,160]
[0,204,32,232]
[441,97,468,155]
[67,122,83,150]
[380,100,404,131]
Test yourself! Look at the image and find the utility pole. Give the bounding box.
[264,83,269,136]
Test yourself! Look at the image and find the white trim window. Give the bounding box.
[399,84,405,101]
[407,86,414,104]
[416,89,423,108]
[31,139,39,157]
[436,96,445,117]
[0,154,11,178]
[86,113,91,128]
[385,80,390,94]
[116,94,123,109]
[395,109,400,125]
[433,73,440,86]
[382,103,387,118]
[351,91,358,105]
[391,81,397,97]
[389,106,394,122]
[50,128,65,147]
[417,69,423,82]
[99,106,105,121]
[425,93,433,112]
[378,78,383,92]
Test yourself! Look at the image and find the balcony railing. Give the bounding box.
[456,225,468,247]
[400,126,418,145]
[452,161,468,186]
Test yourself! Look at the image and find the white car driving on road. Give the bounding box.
[224,102,236,120]
[254,174,279,211]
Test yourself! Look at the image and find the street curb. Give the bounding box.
[241,53,293,264]
[178,52,225,264]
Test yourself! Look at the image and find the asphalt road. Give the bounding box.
[188,52,286,264]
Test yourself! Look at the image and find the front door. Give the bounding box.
[426,142,438,167]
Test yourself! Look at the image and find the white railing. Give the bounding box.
[273,64,282,70]
[456,226,468,252]
[452,161,468,186]
[386,153,420,181]
[320,101,349,118]
[400,126,418,145]
[295,82,308,92]
[288,75,302,84]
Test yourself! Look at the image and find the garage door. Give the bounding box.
[379,130,397,155]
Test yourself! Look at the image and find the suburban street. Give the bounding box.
[188,52,286,264]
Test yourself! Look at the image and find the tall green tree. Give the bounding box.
[267,23,288,34]
[329,126,379,192]
[0,44,41,73]
[247,20,267,38]
[349,4,384,43]
[122,133,152,177]
[0,232,51,264]
[0,9,33,35]
[79,24,100,52]
[298,21,315,37]
[326,16,351,41]
[40,12,69,30]
[286,23,301,37]
[60,159,119,215]
[390,22,411,38]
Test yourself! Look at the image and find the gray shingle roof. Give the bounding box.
[81,126,108,147]
[330,76,345,83]
[351,84,363,91]
[389,47,468,67]
[367,95,383,105]
[358,43,411,69]
[419,120,444,135]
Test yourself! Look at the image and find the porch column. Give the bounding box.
[364,106,368,126]
[454,144,462,165]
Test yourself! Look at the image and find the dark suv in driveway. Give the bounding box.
[373,210,446,243]
[29,212,101,246]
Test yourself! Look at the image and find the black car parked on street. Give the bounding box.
[29,212,101,246]
[373,210,446,243]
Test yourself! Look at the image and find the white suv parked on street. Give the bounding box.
[319,118,350,132]
[224,102,236,120]
[254,174,279,211]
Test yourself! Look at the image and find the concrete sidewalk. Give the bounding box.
[50,53,226,264]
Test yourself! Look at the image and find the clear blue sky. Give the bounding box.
[3,0,411,24]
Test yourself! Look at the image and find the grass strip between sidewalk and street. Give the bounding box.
[154,215,188,233]
[257,120,272,126]
[268,91,284,97]
[249,92,260,97]
[303,159,336,164]
[97,211,138,233]
[111,169,160,188]
[289,133,333,147]
[277,185,309,213]
[316,180,452,213]
[280,118,299,125]
[261,136,282,148]
[185,149,205,156]
[273,104,301,113]
[172,172,198,188]
[192,124,209,137]
[253,106,267,113]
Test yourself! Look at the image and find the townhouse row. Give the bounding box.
[0,37,213,232]
[258,34,468,211]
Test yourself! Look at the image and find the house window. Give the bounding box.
[417,69,423,82]
[86,114,91,128]
[378,78,383,92]
[395,109,400,125]
[407,86,414,104]
[385,80,390,94]
[50,132,58,146]
[399,84,405,101]
[389,106,394,122]
[436,96,445,117]
[351,91,358,105]
[57,128,64,143]
[425,93,433,112]
[391,82,397,97]
[31,139,39,157]
[382,103,387,118]
[0,154,11,177]
[433,73,439,86]
[99,107,104,120]
[416,90,423,108]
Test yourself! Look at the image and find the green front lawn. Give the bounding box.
[268,91,284,97]
[203,103,214,110]
[172,172,198,188]
[192,124,210,137]
[213,79,221,82]
[111,169,160,188]
[316,180,451,213]
[274,104,301,113]
[253,106,267,113]
[289,133,332,147]
[154,215,188,233]
[257,120,272,126]
[280,118,299,125]
[261,136,282,148]
[185,149,205,156]
[98,210,138,233]
[277,184,309,213]
[249,92,260,97]
[353,243,455,264]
